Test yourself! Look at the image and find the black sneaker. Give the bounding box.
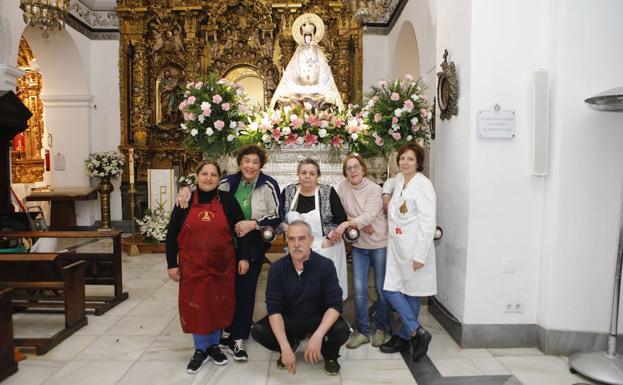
[186,349,208,374]
[219,331,230,348]
[411,327,432,362]
[206,345,228,366]
[227,339,248,362]
[379,335,410,353]
[324,359,340,375]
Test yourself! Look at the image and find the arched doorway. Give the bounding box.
[391,21,420,79]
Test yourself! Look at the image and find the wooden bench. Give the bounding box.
[0,288,17,381]
[0,253,87,355]
[0,230,128,315]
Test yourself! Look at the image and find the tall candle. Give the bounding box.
[128,148,135,184]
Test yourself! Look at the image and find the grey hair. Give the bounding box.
[287,219,312,236]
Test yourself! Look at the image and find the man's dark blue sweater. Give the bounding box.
[265,251,343,319]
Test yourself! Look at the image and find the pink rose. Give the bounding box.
[183,112,196,121]
[212,94,222,104]
[187,96,197,105]
[403,99,414,112]
[202,108,212,117]
[374,113,382,123]
[375,136,384,146]
[420,108,429,118]
[214,120,225,130]
[178,100,187,111]
[392,116,399,125]
[405,74,414,82]
[390,92,400,102]
[391,132,402,140]
[221,102,231,111]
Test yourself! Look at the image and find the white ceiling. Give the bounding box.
[78,0,117,11]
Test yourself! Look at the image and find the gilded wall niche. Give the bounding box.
[13,37,45,184]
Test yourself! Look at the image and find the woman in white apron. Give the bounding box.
[281,158,349,300]
[380,143,436,363]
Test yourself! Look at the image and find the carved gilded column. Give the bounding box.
[335,38,351,105]
[131,39,149,146]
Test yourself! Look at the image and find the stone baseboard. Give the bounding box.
[429,296,617,356]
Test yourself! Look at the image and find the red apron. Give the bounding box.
[177,191,236,334]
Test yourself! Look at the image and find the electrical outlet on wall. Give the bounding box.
[503,300,524,313]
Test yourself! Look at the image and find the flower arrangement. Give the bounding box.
[136,204,170,244]
[178,72,250,158]
[238,104,371,159]
[178,173,196,187]
[84,151,125,179]
[363,74,433,154]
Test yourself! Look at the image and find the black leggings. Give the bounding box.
[251,314,351,360]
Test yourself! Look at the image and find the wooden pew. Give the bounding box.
[0,253,87,355]
[0,288,17,381]
[0,230,128,315]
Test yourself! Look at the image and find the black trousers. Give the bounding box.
[226,257,264,340]
[251,313,351,360]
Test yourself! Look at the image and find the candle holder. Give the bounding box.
[128,182,140,256]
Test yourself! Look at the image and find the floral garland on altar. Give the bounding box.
[177,72,432,159]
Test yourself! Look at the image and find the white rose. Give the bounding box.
[227,134,235,142]
[230,121,237,129]
[411,94,419,101]
[206,127,214,136]
[190,128,198,136]
[411,117,419,125]
[351,133,358,140]
[394,108,403,117]
[407,135,413,141]
[200,101,211,110]
[296,136,305,145]
[198,115,205,124]
[262,134,271,143]
[392,124,400,131]
[180,123,188,130]
[318,128,328,138]
[282,127,291,135]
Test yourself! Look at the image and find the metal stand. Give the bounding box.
[570,178,623,384]
[128,183,140,257]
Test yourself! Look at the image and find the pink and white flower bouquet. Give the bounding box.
[178,72,249,158]
[363,74,433,154]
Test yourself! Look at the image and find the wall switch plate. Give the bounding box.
[503,300,524,313]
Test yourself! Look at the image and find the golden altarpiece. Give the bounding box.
[12,37,45,184]
[116,0,363,218]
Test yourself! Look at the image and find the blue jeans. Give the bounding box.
[192,329,221,350]
[351,246,391,336]
[383,290,421,340]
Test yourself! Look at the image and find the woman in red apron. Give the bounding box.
[165,160,250,374]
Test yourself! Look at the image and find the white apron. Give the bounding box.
[384,173,437,297]
[287,188,348,300]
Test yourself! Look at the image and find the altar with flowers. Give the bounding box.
[176,71,433,189]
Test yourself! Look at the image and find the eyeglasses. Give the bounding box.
[346,164,362,172]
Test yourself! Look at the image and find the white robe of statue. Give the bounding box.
[270,13,344,111]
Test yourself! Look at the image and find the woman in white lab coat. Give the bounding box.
[379,143,437,362]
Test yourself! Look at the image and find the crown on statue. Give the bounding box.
[301,22,315,35]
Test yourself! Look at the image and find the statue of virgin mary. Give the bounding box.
[270,13,344,111]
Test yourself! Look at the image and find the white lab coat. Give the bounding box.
[383,172,437,296]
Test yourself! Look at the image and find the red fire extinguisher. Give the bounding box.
[44,149,50,171]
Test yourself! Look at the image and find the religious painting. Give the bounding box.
[156,65,184,126]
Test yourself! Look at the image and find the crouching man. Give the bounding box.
[251,220,351,375]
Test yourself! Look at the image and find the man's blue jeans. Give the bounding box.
[351,246,391,336]
[383,290,421,340]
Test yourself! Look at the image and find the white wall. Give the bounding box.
[430,0,472,321]
[0,0,26,88]
[538,0,623,332]
[461,0,550,324]
[90,40,122,221]
[362,34,389,91]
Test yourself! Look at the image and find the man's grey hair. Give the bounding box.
[287,219,312,236]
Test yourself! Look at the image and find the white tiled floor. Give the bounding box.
[2,241,597,385]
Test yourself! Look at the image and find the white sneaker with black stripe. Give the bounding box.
[227,339,248,362]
